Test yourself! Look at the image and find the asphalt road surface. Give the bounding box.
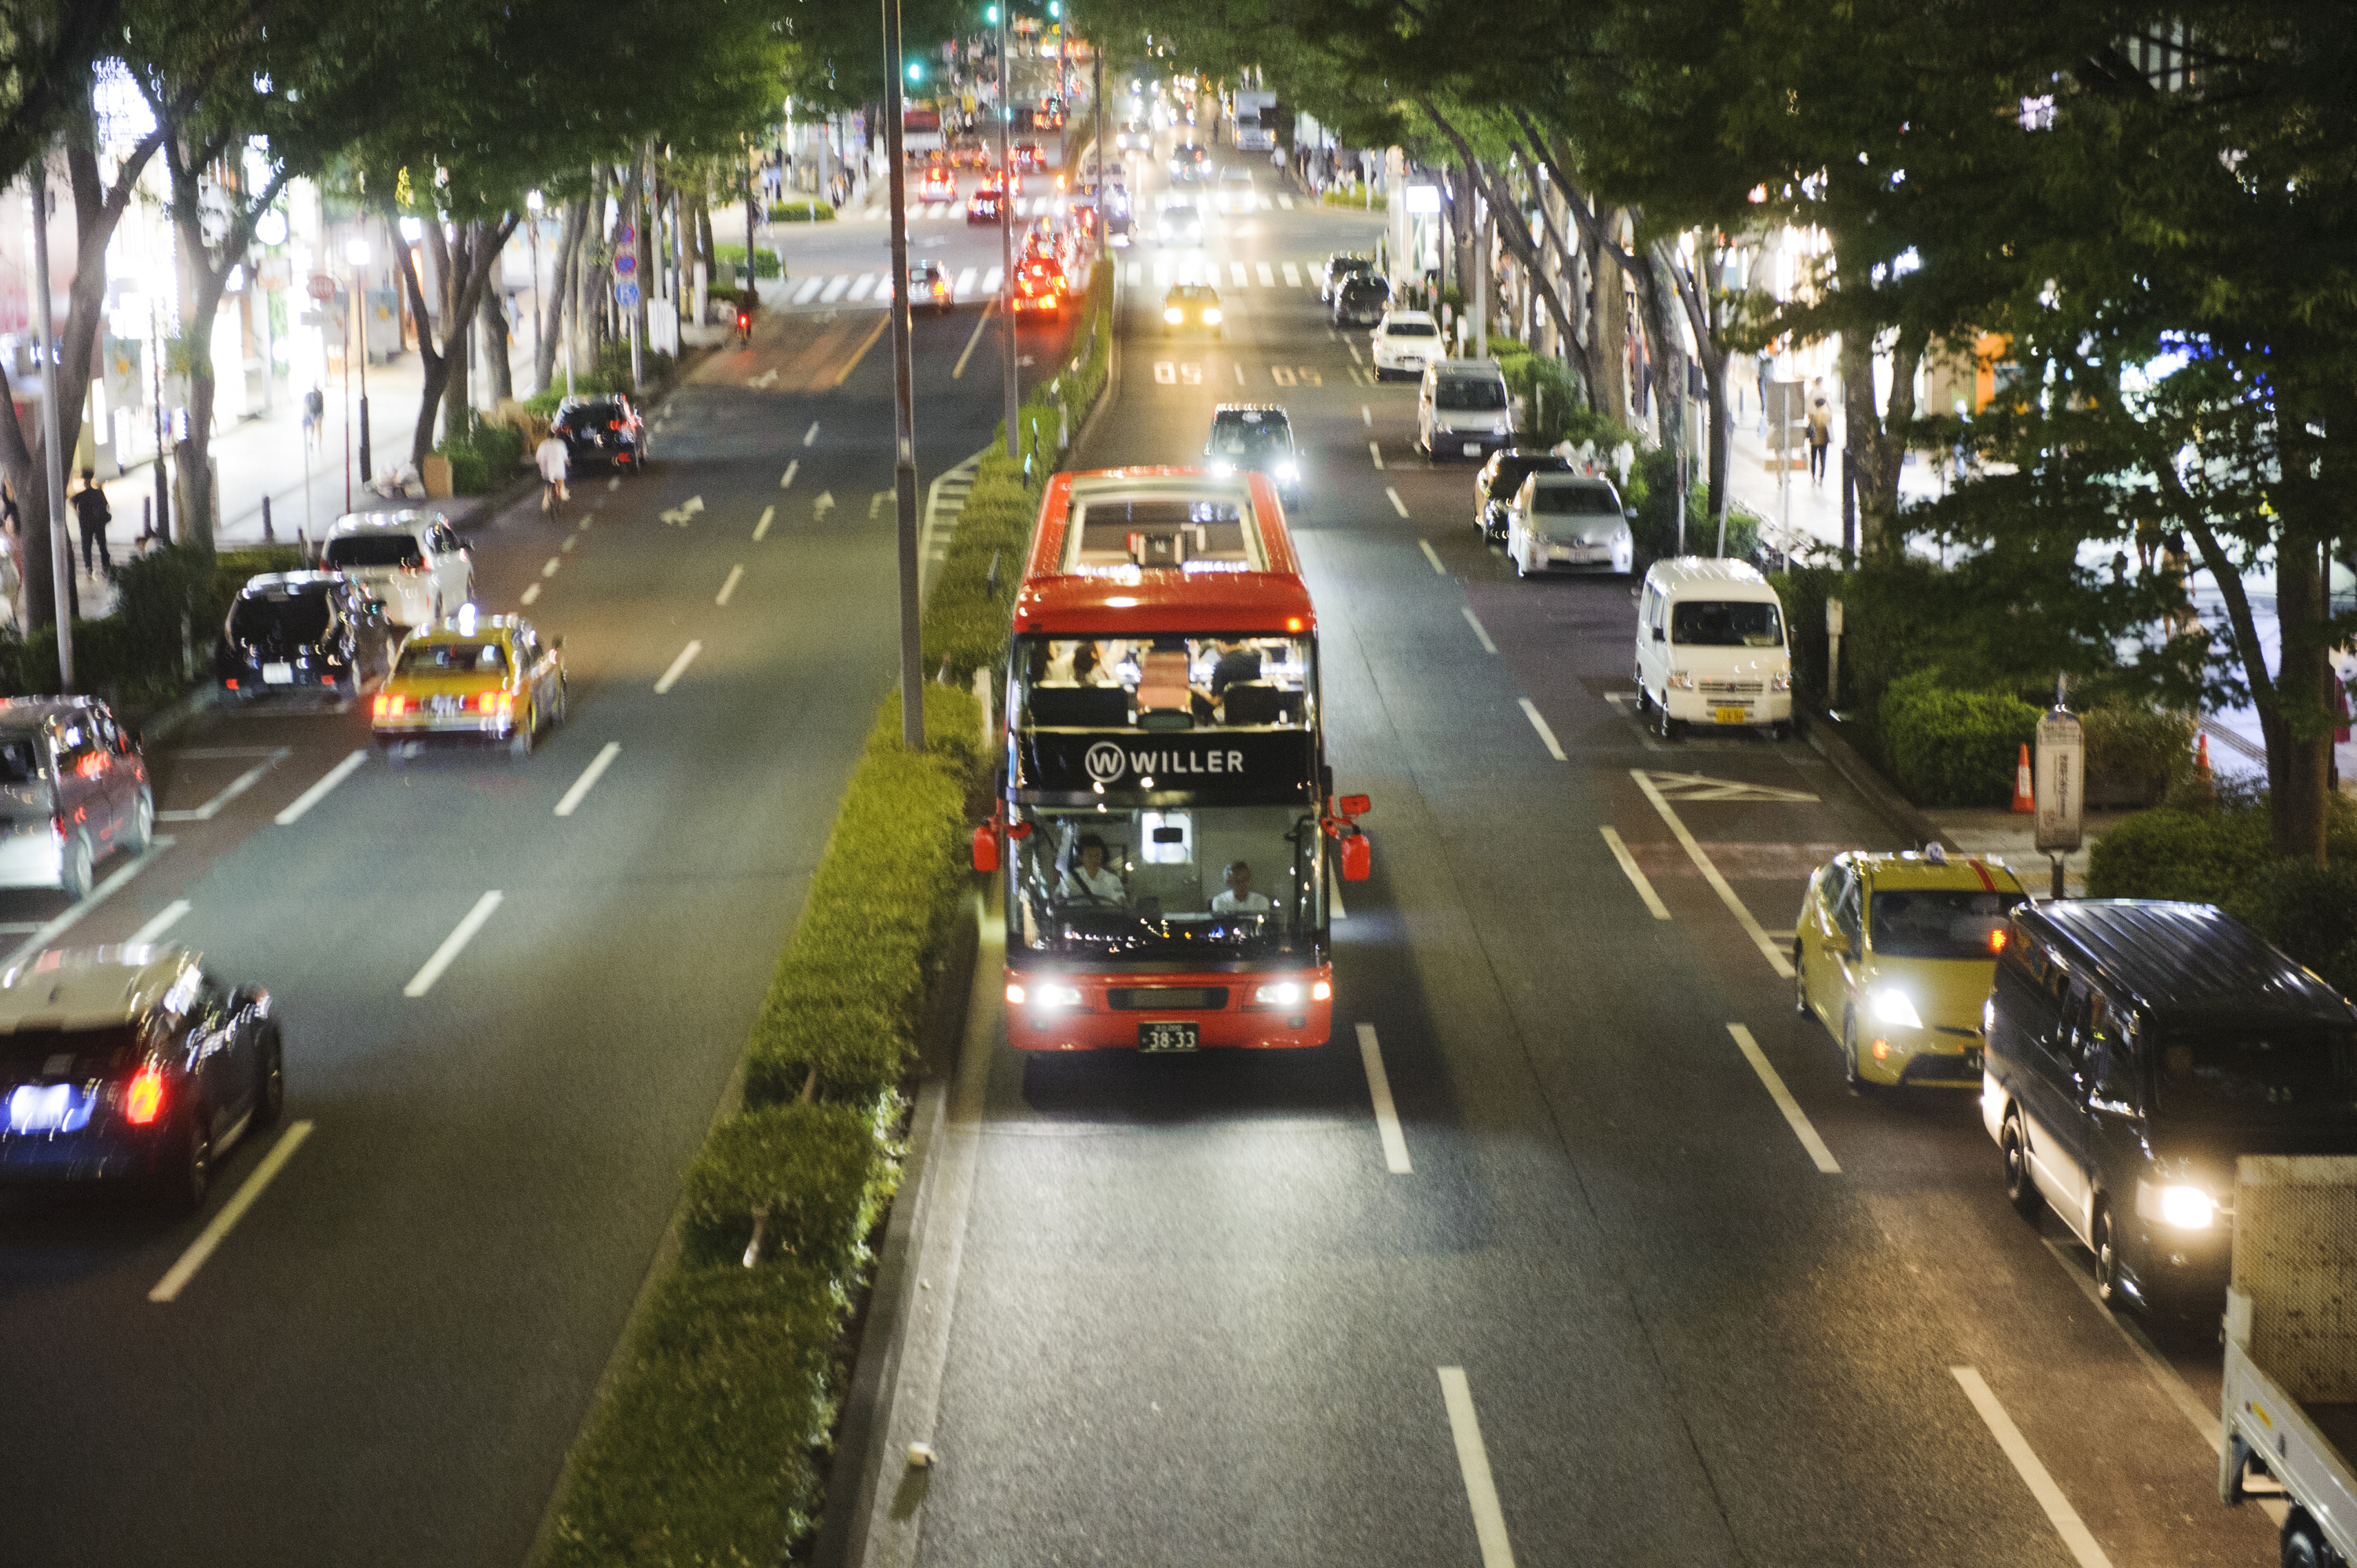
[0,229,1075,1563]
[907,127,2279,1566]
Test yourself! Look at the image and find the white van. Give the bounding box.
[1633,558,1794,738]
[1416,358,1513,461]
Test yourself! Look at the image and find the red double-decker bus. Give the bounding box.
[972,467,1371,1053]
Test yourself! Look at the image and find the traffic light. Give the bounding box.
[907,60,925,82]
[1047,1,1060,13]
[984,3,999,20]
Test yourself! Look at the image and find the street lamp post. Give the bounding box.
[347,236,372,485]
[884,0,924,753]
[29,158,73,687]
[998,1,1018,459]
[526,191,544,397]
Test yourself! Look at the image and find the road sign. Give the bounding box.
[2034,707,2085,853]
[613,252,637,277]
[307,273,336,302]
[614,224,636,248]
[615,280,641,308]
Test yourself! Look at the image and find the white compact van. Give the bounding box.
[1633,557,1794,738]
[1416,358,1513,462]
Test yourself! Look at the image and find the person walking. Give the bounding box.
[534,430,570,514]
[71,468,112,574]
[1806,394,1833,485]
[302,387,325,450]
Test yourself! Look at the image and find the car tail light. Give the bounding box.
[372,694,409,718]
[124,1068,164,1125]
[476,691,513,715]
[225,678,239,690]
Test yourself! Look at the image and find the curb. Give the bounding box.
[1795,702,1958,852]
[131,682,218,749]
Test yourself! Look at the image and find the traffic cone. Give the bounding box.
[2195,731,2212,779]
[2011,743,2035,814]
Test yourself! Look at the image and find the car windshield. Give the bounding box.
[1670,599,1783,647]
[322,534,423,570]
[1015,634,1314,732]
[1011,804,1325,958]
[1870,889,2029,959]
[1487,460,1562,500]
[229,592,334,643]
[2153,1024,2357,1126]
[1212,418,1291,458]
[1532,484,1622,516]
[0,737,40,784]
[398,641,508,676]
[1436,379,1507,411]
[562,404,625,428]
[1385,320,1438,338]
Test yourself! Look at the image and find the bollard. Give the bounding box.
[261,495,274,543]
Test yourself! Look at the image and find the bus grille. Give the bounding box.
[1108,987,1230,1011]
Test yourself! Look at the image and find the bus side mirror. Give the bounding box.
[970,823,1000,874]
[1337,793,1370,818]
[1339,832,1371,882]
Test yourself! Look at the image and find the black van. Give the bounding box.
[1982,899,2357,1310]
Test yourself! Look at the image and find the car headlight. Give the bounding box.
[1275,460,1299,481]
[1164,306,1184,324]
[1772,669,1793,691]
[1664,671,1695,690]
[2157,1185,2216,1229]
[1201,307,1222,324]
[1252,982,1303,1006]
[1870,989,1923,1028]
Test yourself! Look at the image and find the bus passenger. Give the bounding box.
[1208,638,1263,698]
[1061,833,1126,904]
[1209,860,1272,914]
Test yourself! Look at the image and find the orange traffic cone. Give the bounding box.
[2195,731,2212,779]
[2011,743,2035,814]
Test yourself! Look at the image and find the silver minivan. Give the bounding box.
[1417,358,1513,462]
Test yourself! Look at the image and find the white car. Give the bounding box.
[1417,358,1514,461]
[1215,166,1256,212]
[319,511,475,631]
[1371,310,1441,380]
[1506,473,1634,577]
[1633,557,1795,739]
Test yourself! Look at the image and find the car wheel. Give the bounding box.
[60,833,94,900]
[2091,1202,2123,1306]
[165,1101,213,1214]
[1842,1011,1864,1089]
[511,703,537,758]
[555,677,568,725]
[2001,1112,2045,1220]
[123,793,153,855]
[1655,699,1682,742]
[254,1028,285,1130]
[2284,1512,2332,1568]
[1635,683,1654,718]
[1794,948,1811,1017]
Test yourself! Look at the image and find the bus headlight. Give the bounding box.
[1252,982,1303,1006]
[1035,983,1084,1009]
[1871,989,1923,1028]
[1275,460,1300,481]
[1201,307,1222,324]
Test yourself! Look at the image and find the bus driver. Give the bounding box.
[1060,833,1126,904]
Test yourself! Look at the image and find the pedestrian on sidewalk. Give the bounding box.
[0,481,17,540]
[535,430,570,513]
[71,469,112,575]
[2135,515,2160,574]
[303,387,325,450]
[1807,395,1832,485]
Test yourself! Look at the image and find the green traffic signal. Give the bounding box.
[907,60,925,82]
[984,3,999,19]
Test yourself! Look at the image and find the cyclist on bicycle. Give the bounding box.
[534,429,570,514]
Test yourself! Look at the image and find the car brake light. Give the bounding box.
[476,691,513,715]
[607,420,621,430]
[124,1068,163,1125]
[225,678,239,690]
[373,694,409,718]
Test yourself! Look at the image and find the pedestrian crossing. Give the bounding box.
[858,192,1302,222]
[781,265,1009,310]
[772,252,1348,313]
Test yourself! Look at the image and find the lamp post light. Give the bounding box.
[346,236,372,485]
[884,0,924,753]
[526,190,545,397]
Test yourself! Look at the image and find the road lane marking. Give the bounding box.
[1354,1024,1411,1174]
[1949,1367,2113,1568]
[1728,1024,1839,1172]
[0,836,177,970]
[404,891,503,998]
[1361,405,1372,427]
[780,460,799,489]
[541,556,560,577]
[1387,487,1409,518]
[754,504,774,540]
[2037,1236,2220,1453]
[1257,262,1275,287]
[1517,698,1567,761]
[1600,828,1671,919]
[654,640,702,694]
[1631,770,1795,977]
[835,313,890,387]
[148,1121,314,1303]
[802,421,819,445]
[554,742,622,818]
[1369,440,1384,470]
[1345,339,1363,365]
[130,899,192,945]
[1437,1368,1517,1566]
[276,750,366,826]
[606,475,620,491]
[1461,606,1497,654]
[521,583,541,605]
[1419,538,1446,574]
[716,564,745,606]
[952,300,995,379]
[157,748,288,822]
[1233,361,1244,386]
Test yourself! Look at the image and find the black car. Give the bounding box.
[0,946,282,1210]
[1204,404,1303,507]
[901,261,954,315]
[1473,449,1573,539]
[551,396,643,472]
[1330,273,1389,328]
[1320,253,1373,301]
[217,571,395,702]
[1985,899,2357,1312]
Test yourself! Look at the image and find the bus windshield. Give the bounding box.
[1011,804,1324,958]
[1014,634,1314,731]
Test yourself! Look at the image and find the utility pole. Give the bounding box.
[999,1,1018,459]
[30,154,73,688]
[526,191,545,395]
[885,0,924,753]
[349,236,372,482]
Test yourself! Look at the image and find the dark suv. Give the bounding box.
[0,698,152,899]
[1205,405,1303,507]
[218,571,396,703]
[1473,449,1573,540]
[551,397,643,473]
[1331,273,1389,329]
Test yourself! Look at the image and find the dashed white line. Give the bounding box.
[1419,538,1446,574]
[1438,1368,1518,1567]
[0,837,176,970]
[1517,698,1567,761]
[404,891,504,998]
[1233,361,1244,386]
[654,639,702,694]
[1728,1024,1840,1173]
[1950,1367,2114,1568]
[754,504,775,541]
[804,421,820,446]
[541,557,561,578]
[560,534,577,553]
[156,750,286,822]
[1600,828,1671,920]
[1631,770,1794,977]
[521,583,541,605]
[275,750,367,826]
[780,460,799,489]
[606,475,620,492]
[1369,440,1384,470]
[1345,339,1363,365]
[554,742,622,818]
[1386,486,1409,518]
[1361,405,1373,427]
[716,564,745,606]
[148,1121,314,1302]
[1461,606,1497,654]
[1354,1024,1412,1174]
[129,899,192,946]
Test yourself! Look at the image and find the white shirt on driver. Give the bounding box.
[1061,863,1124,900]
[1209,888,1270,914]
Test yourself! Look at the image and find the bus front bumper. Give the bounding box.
[1006,966,1334,1050]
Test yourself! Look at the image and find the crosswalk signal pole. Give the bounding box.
[885,0,925,752]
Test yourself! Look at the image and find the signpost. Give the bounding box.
[614,222,640,386]
[1824,597,1845,709]
[2034,702,2085,900]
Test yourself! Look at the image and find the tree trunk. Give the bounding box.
[1838,324,1925,555]
[2267,528,2332,863]
[629,146,651,376]
[537,198,586,391]
[1590,210,1628,430]
[441,224,473,443]
[480,281,512,406]
[394,211,525,467]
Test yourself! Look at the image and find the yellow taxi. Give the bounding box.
[370,612,566,759]
[1794,847,2029,1089]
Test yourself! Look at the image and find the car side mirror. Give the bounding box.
[970,822,1000,874]
[1338,832,1372,882]
[1651,627,1666,642]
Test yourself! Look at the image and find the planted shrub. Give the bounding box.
[2081,703,2195,807]
[1879,669,2043,807]
[680,1102,894,1277]
[2085,805,2273,903]
[745,1002,910,1112]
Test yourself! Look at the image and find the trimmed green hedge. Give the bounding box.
[1322,186,1386,211]
[714,243,782,279]
[1879,670,2043,808]
[768,200,835,223]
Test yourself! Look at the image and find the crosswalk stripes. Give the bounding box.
[981,265,1003,295]
[1230,261,1247,288]
[772,254,1340,310]
[1278,194,1294,211]
[791,275,823,305]
[1257,262,1275,287]
[819,274,852,302]
[1281,262,1301,287]
[848,273,877,301]
[955,266,979,299]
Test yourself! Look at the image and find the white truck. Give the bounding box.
[1233,90,1277,152]
[2221,1155,2357,1567]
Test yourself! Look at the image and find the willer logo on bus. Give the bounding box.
[1084,743,1251,785]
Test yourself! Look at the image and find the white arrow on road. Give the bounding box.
[812,491,836,522]
[659,494,706,527]
[870,491,891,519]
[746,368,780,389]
